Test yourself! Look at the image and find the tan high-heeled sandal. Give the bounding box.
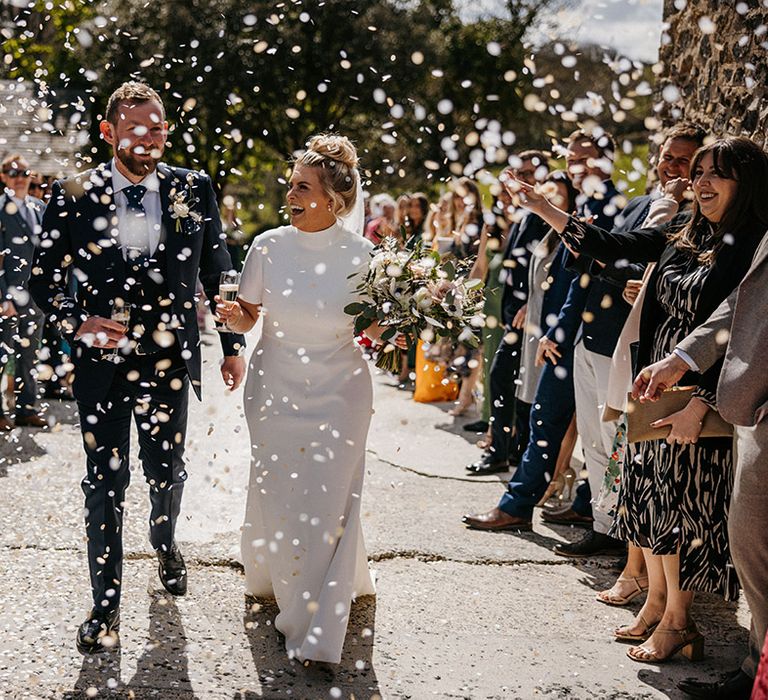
[627,624,704,663]
[596,574,649,606]
[614,614,659,642]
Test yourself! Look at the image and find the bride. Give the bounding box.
[217,134,390,665]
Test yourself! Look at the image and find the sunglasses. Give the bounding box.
[2,168,31,178]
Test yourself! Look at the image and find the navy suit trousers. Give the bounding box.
[77,348,189,612]
[498,348,575,520]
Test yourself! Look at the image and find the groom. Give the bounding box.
[30,81,246,654]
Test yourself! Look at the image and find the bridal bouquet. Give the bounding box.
[344,236,485,373]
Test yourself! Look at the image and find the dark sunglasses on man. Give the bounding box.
[2,168,31,178]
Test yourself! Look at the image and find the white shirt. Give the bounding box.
[110,158,162,257]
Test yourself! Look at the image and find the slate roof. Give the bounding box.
[0,79,90,177]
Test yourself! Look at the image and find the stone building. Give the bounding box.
[0,79,89,177]
[658,0,768,143]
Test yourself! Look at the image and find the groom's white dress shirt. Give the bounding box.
[111,158,162,257]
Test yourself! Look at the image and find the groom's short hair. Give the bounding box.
[105,81,165,125]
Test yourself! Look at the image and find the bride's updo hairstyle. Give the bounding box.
[295,134,359,216]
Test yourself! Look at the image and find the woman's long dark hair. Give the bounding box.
[669,136,768,264]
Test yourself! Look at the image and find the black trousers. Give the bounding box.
[0,304,43,418]
[77,348,189,612]
[488,330,529,463]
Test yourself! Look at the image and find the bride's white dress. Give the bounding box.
[238,222,376,664]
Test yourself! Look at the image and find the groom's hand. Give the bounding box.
[75,316,128,348]
[221,355,246,391]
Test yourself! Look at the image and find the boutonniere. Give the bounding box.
[169,177,203,234]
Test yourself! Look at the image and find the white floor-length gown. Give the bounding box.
[238,222,376,664]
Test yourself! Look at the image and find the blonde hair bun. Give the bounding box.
[306,134,359,169]
[296,133,360,217]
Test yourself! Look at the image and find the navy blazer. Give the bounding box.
[573,193,655,356]
[30,162,245,403]
[499,213,550,327]
[0,193,45,307]
[545,180,623,348]
[539,242,588,343]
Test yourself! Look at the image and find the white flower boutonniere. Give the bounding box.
[169,182,203,234]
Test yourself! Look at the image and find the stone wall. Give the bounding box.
[658,0,768,144]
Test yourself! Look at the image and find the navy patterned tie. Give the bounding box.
[123,184,147,214]
[122,184,149,266]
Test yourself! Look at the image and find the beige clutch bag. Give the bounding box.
[626,386,733,443]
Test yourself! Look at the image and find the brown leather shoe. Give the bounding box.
[462,508,532,531]
[0,417,13,431]
[14,414,48,428]
[540,507,593,527]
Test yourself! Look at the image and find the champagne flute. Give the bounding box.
[216,271,241,333]
[105,299,130,363]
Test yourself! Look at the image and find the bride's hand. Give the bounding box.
[392,333,410,350]
[215,295,243,330]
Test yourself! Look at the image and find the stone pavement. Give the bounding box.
[0,336,750,699]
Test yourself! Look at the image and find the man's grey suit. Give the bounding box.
[677,230,768,678]
[0,193,44,419]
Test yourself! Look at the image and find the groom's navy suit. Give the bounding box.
[30,161,245,611]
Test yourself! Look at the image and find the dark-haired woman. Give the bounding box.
[509,136,768,664]
[407,192,429,244]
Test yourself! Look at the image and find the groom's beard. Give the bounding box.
[116,147,160,177]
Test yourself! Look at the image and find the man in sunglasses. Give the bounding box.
[0,153,47,429]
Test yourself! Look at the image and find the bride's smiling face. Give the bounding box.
[286,165,336,231]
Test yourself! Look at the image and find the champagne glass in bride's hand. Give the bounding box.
[215,271,241,333]
[105,299,130,363]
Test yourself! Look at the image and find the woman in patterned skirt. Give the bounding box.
[504,136,768,664]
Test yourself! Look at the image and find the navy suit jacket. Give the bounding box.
[545,180,623,349]
[0,193,45,308]
[30,162,245,403]
[574,193,655,356]
[499,213,550,328]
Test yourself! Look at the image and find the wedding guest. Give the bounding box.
[465,150,550,463]
[636,227,768,698]
[407,192,429,243]
[466,189,514,432]
[593,124,706,602]
[463,129,622,526]
[506,170,579,479]
[511,135,768,664]
[451,177,483,260]
[365,193,397,245]
[0,153,47,429]
[553,124,706,557]
[395,193,411,240]
[427,192,457,252]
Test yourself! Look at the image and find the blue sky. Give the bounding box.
[465,0,665,62]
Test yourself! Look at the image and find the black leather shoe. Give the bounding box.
[540,507,594,527]
[677,668,753,698]
[76,608,120,655]
[465,452,509,475]
[157,544,187,596]
[463,420,489,433]
[553,530,626,558]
